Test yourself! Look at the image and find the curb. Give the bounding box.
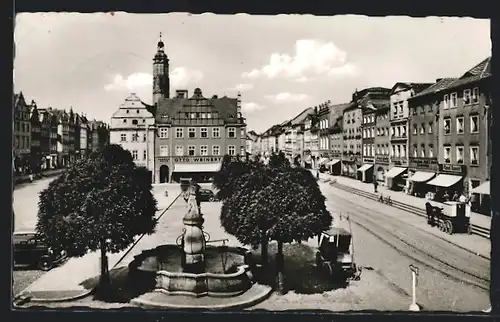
[14,192,183,305]
[130,284,273,310]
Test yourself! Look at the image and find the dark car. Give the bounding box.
[13,230,67,271]
[198,188,218,202]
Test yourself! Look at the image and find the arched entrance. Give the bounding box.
[377,167,385,183]
[159,165,169,183]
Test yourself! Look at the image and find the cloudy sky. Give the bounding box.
[14,13,491,133]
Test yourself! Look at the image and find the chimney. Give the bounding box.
[176,90,188,98]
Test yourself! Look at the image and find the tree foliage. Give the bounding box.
[218,151,332,248]
[36,144,158,257]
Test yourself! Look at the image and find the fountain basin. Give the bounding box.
[128,244,254,298]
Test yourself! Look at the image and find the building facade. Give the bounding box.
[318,103,331,161]
[13,92,31,173]
[110,93,156,178]
[361,108,376,175]
[29,100,42,172]
[437,57,491,213]
[341,101,361,178]
[154,88,246,183]
[374,105,391,184]
[407,78,456,196]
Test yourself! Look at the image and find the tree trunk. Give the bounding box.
[260,238,268,267]
[97,239,111,299]
[276,241,286,295]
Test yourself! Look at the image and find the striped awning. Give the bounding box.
[408,171,435,183]
[427,174,463,188]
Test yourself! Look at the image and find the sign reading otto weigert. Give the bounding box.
[156,156,223,163]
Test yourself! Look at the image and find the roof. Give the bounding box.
[329,103,351,119]
[444,57,491,91]
[410,78,458,99]
[390,82,434,95]
[290,107,313,125]
[155,89,240,124]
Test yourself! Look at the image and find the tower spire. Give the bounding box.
[157,32,165,51]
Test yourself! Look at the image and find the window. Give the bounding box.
[132,133,138,142]
[212,145,220,155]
[402,145,406,157]
[363,145,367,156]
[450,92,458,108]
[159,127,169,138]
[190,113,196,119]
[395,145,401,158]
[120,133,126,142]
[123,119,127,123]
[207,113,212,119]
[472,87,479,104]
[132,150,138,160]
[240,147,246,155]
[212,127,220,138]
[132,119,138,125]
[428,147,434,158]
[200,127,208,138]
[456,146,464,164]
[143,133,147,142]
[228,145,236,156]
[413,148,417,158]
[187,145,196,156]
[143,150,147,160]
[126,110,130,114]
[175,145,184,156]
[420,146,425,158]
[413,124,418,135]
[444,146,451,163]
[428,122,433,134]
[463,89,471,105]
[200,145,208,156]
[470,115,479,133]
[470,146,479,165]
[188,128,196,138]
[228,127,236,138]
[444,118,451,135]
[176,128,184,138]
[420,124,425,134]
[443,94,449,109]
[159,145,168,156]
[456,117,464,134]
[241,128,245,137]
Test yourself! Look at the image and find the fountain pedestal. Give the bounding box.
[181,183,206,274]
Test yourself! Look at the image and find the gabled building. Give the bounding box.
[13,92,31,173]
[110,93,156,179]
[154,88,246,183]
[302,108,320,168]
[317,102,332,162]
[245,130,260,156]
[324,102,349,174]
[286,107,314,164]
[29,100,42,172]
[437,57,491,214]
[385,82,433,190]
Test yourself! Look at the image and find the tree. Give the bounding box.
[36,144,158,298]
[219,156,332,294]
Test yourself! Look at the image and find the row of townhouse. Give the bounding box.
[13,92,110,174]
[254,56,492,215]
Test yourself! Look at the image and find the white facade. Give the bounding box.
[80,127,87,150]
[110,93,156,176]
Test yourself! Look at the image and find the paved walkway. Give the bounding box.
[16,184,182,302]
[315,171,491,231]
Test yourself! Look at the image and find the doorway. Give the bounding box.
[159,165,169,183]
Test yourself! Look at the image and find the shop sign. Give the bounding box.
[439,164,466,174]
[156,156,223,163]
[362,157,374,163]
[409,157,438,171]
[375,156,389,164]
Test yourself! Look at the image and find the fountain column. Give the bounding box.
[181,182,206,274]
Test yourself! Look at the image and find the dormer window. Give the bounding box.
[123,119,127,123]
[126,110,130,114]
[136,110,140,113]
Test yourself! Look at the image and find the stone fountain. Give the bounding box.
[129,182,271,309]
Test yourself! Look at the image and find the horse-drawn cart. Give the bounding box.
[425,201,472,235]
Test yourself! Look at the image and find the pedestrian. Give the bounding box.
[316,171,319,180]
[442,191,450,202]
[452,191,460,202]
[373,178,378,193]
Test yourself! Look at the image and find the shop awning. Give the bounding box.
[317,158,328,165]
[173,163,222,173]
[325,159,341,167]
[408,171,435,183]
[427,174,463,188]
[471,181,490,195]
[357,164,373,173]
[385,167,407,179]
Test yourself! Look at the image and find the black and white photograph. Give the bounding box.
[12,12,494,313]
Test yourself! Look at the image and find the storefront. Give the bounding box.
[385,167,407,191]
[316,157,328,171]
[156,156,223,184]
[471,180,490,216]
[407,171,436,197]
[426,164,465,202]
[357,164,373,183]
[325,159,341,175]
[341,157,358,179]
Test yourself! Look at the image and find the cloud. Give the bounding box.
[241,39,358,80]
[227,83,254,91]
[241,102,266,113]
[104,67,203,92]
[295,76,314,83]
[265,92,309,103]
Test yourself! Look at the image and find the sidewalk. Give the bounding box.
[14,168,65,186]
[315,171,491,231]
[15,184,182,303]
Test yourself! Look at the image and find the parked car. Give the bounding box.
[13,230,67,271]
[198,188,218,202]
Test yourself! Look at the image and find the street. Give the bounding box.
[318,181,490,312]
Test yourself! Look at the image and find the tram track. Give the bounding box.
[323,188,490,292]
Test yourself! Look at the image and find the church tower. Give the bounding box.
[153,33,170,105]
